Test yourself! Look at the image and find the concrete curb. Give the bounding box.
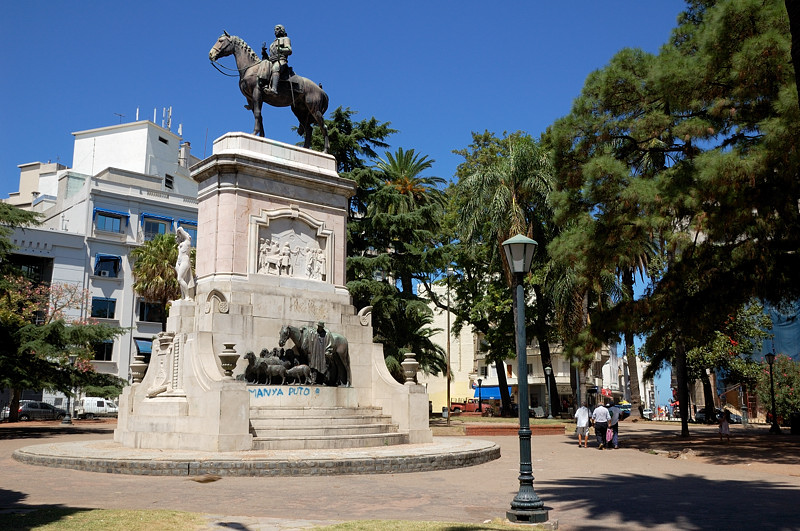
[12,436,500,477]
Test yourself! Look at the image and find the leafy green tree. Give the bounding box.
[757,354,800,423]
[309,109,446,379]
[0,202,40,265]
[546,0,800,435]
[438,131,558,415]
[131,233,183,332]
[0,275,123,422]
[684,302,772,421]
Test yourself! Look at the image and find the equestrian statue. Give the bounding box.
[209,27,330,153]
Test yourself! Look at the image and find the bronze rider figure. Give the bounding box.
[260,24,292,95]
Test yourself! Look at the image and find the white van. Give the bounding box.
[75,397,119,419]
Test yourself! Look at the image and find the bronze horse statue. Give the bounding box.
[279,324,351,386]
[209,32,330,153]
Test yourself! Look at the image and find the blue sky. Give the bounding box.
[1,0,685,402]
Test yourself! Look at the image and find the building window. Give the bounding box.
[91,297,116,319]
[138,300,164,323]
[134,337,153,364]
[479,366,488,377]
[165,174,174,190]
[94,255,121,278]
[177,221,197,247]
[93,208,129,234]
[96,213,123,233]
[158,136,169,145]
[143,219,168,240]
[141,213,173,241]
[93,340,114,361]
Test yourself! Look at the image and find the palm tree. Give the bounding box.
[131,233,180,332]
[453,133,558,413]
[375,148,446,214]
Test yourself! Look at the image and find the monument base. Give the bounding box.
[115,135,433,452]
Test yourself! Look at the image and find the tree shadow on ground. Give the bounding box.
[0,488,89,529]
[538,472,798,530]
[0,426,112,441]
[614,426,800,467]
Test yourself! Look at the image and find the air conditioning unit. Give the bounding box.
[99,270,110,277]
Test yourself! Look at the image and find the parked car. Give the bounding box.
[11,401,67,421]
[641,408,654,420]
[75,397,118,419]
[695,408,742,424]
[694,407,718,423]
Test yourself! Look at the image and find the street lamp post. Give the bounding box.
[61,354,77,425]
[478,378,483,412]
[544,366,553,419]
[503,234,548,524]
[765,351,781,434]
[446,267,452,426]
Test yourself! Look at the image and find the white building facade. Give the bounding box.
[4,120,200,384]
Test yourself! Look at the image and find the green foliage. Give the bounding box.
[757,354,800,421]
[438,131,561,414]
[310,108,446,379]
[0,205,125,416]
[0,202,41,265]
[685,302,772,386]
[131,233,184,331]
[545,0,800,432]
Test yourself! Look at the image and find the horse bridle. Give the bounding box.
[210,35,266,77]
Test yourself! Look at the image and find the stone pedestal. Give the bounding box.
[115,134,432,451]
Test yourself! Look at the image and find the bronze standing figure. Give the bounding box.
[209,30,330,152]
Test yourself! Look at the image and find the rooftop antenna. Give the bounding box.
[167,106,173,131]
[114,113,125,123]
[136,107,140,121]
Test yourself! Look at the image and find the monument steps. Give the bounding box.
[250,415,394,428]
[251,423,399,437]
[249,405,407,449]
[251,431,409,450]
[249,406,391,424]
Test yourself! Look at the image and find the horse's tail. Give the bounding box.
[319,85,329,116]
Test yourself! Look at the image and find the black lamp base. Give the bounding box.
[507,508,549,524]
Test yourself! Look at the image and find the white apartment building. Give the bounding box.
[4,120,200,383]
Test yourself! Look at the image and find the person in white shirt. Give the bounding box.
[591,403,611,449]
[574,403,590,448]
[608,403,621,449]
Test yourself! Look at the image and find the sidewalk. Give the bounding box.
[1,418,798,530]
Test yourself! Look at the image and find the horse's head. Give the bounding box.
[278,325,289,347]
[209,31,234,61]
[243,351,255,363]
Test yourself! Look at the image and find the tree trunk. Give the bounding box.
[8,387,21,423]
[701,371,716,423]
[786,0,800,104]
[495,361,512,416]
[532,285,559,416]
[538,338,560,416]
[622,269,643,419]
[674,335,691,437]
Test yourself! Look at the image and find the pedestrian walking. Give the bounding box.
[591,402,610,449]
[574,402,590,448]
[719,409,731,444]
[608,402,621,449]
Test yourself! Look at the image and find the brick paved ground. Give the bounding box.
[1,418,798,530]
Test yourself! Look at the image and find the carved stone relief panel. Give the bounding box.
[251,208,333,282]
